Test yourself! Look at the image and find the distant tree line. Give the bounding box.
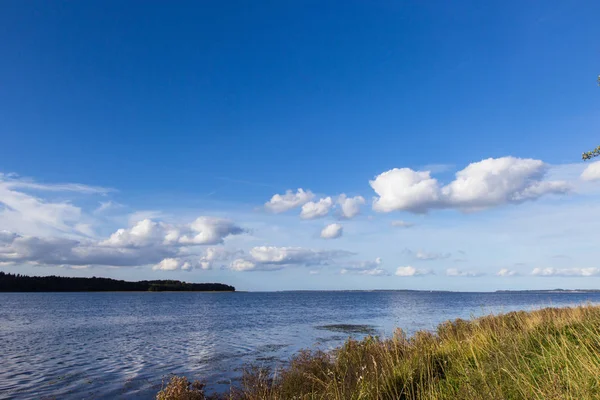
[0,272,235,292]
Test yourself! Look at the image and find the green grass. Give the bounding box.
[157,304,600,399]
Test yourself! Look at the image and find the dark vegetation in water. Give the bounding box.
[0,272,235,292]
[159,305,600,399]
[316,324,378,335]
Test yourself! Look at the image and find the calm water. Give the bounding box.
[2,291,600,399]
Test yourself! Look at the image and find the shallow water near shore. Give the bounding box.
[2,291,600,399]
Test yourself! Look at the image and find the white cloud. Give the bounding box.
[265,189,314,213]
[300,197,333,219]
[0,233,175,268]
[340,257,388,276]
[446,268,482,277]
[230,258,258,272]
[197,247,237,270]
[94,201,123,214]
[128,210,165,225]
[391,220,414,228]
[581,161,600,182]
[371,157,570,213]
[229,246,353,272]
[442,157,568,209]
[337,194,366,219]
[74,223,95,237]
[531,267,600,277]
[0,173,113,194]
[102,219,166,248]
[102,217,244,248]
[358,268,387,276]
[0,214,245,269]
[415,250,451,261]
[404,249,451,261]
[340,267,387,276]
[497,268,518,277]
[153,258,191,271]
[320,223,343,239]
[0,179,86,236]
[371,168,441,213]
[249,246,349,264]
[175,217,245,245]
[395,266,433,276]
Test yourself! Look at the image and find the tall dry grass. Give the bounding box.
[158,304,600,400]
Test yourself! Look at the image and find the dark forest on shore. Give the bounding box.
[0,272,235,292]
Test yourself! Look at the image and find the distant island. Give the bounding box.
[0,272,235,292]
[495,289,600,293]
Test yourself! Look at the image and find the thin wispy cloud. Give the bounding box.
[395,266,433,277]
[404,249,451,261]
[446,268,483,277]
[497,268,518,277]
[531,267,600,277]
[391,220,414,228]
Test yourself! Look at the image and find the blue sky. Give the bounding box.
[1,1,600,291]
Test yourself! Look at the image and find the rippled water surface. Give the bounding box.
[2,291,600,399]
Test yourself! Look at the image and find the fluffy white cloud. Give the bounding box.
[265,189,314,213]
[0,233,175,267]
[395,266,433,276]
[371,157,569,213]
[300,197,333,219]
[175,217,245,245]
[371,168,441,213]
[0,214,245,269]
[249,246,349,264]
[391,220,414,228]
[102,217,243,248]
[230,258,258,272]
[337,194,366,219]
[102,219,166,248]
[197,247,237,270]
[340,258,387,276]
[497,268,518,277]
[581,161,600,182]
[229,246,353,272]
[442,157,569,209]
[320,223,343,239]
[446,268,482,277]
[531,267,600,277]
[153,258,192,271]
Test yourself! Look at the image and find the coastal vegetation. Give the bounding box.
[0,272,235,292]
[158,304,600,399]
[581,75,599,160]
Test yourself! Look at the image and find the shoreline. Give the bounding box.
[159,304,600,399]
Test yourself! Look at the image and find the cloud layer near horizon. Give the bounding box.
[1,155,599,287]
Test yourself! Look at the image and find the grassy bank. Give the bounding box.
[158,304,600,399]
